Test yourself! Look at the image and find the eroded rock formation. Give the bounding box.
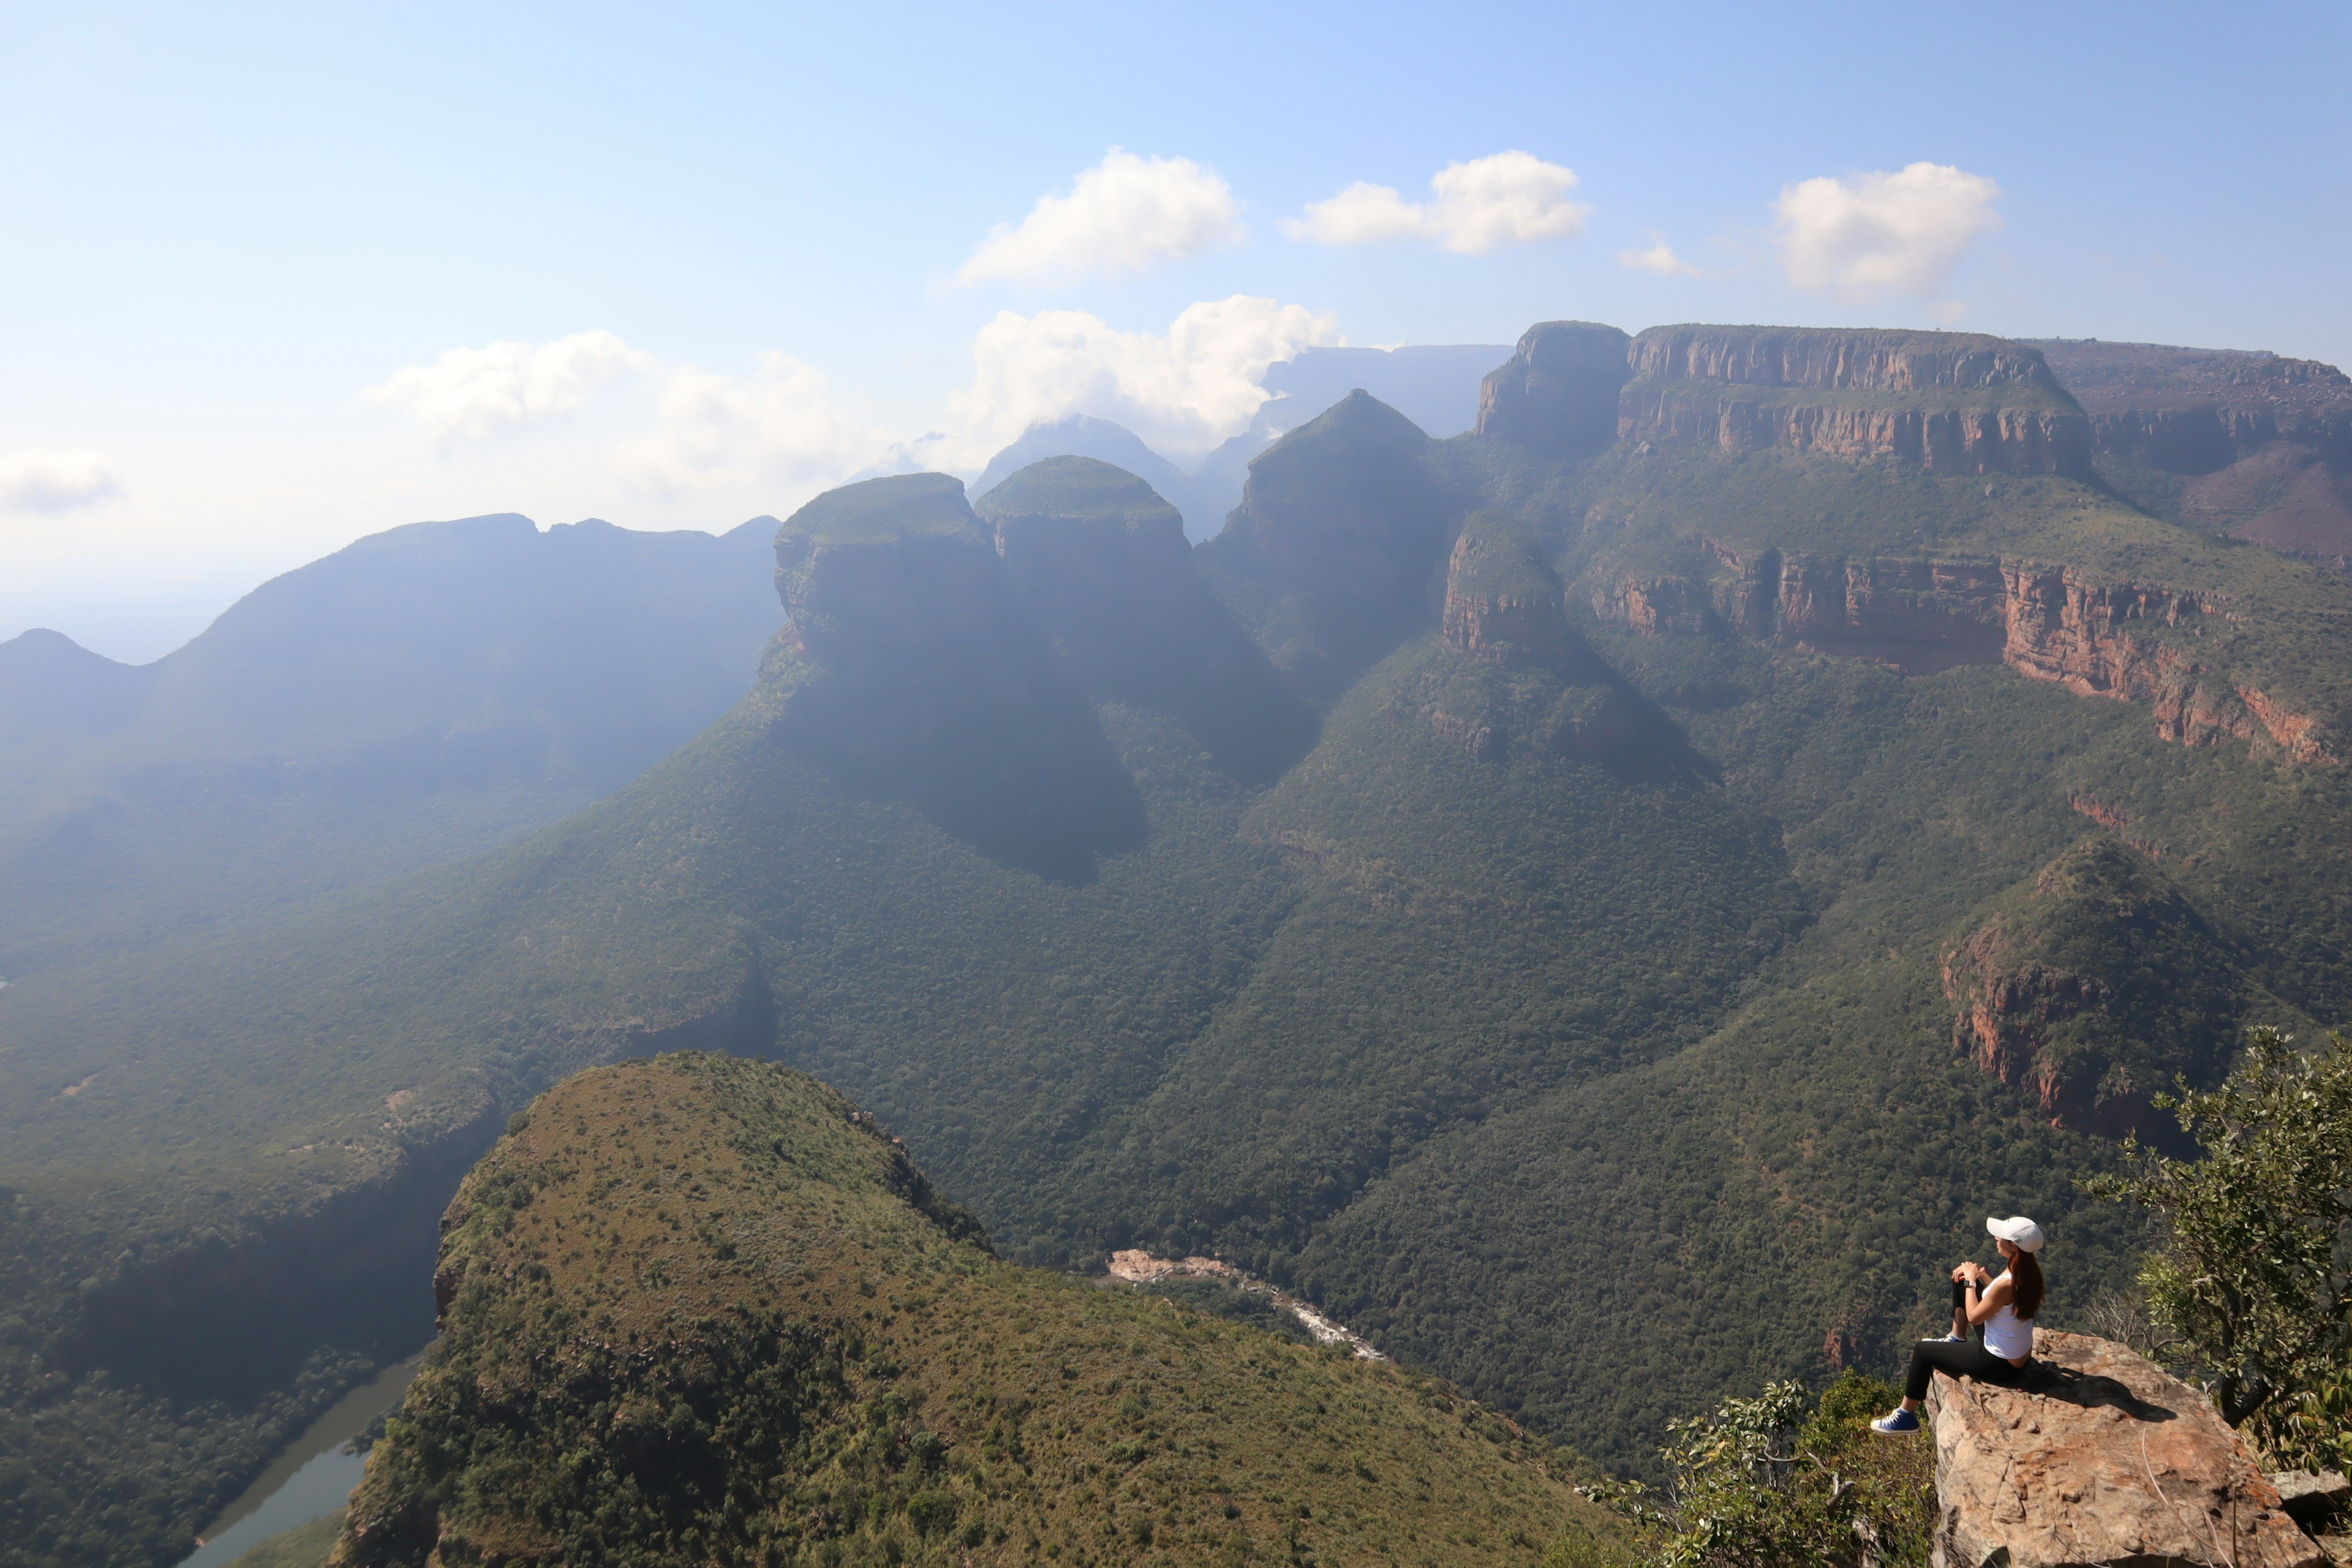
[2035,339,2352,472]
[1441,511,1581,670]
[1928,1330,2324,1568]
[767,472,1145,881]
[1602,538,2337,763]
[1939,837,2252,1139]
[978,456,1317,780]
[1474,321,1632,456]
[1619,326,2094,477]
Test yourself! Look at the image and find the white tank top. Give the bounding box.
[1983,1269,2035,1360]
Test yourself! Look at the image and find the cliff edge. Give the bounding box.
[1928,1330,2323,1568]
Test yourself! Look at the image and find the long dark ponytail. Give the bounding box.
[2010,1250,2045,1321]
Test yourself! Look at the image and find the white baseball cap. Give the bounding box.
[1987,1215,2046,1252]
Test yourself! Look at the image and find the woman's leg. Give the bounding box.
[1950,1277,1969,1338]
[1903,1339,2022,1408]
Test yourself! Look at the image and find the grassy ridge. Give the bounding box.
[337,1054,1630,1567]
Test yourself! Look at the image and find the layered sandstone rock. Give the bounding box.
[1928,1330,2324,1568]
[2033,339,2352,570]
[1937,837,2250,1139]
[1474,321,1632,456]
[1441,511,1581,670]
[773,472,1000,666]
[1599,537,2339,763]
[1621,326,2094,477]
[2034,339,2352,472]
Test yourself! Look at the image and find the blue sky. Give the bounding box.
[4,0,2348,658]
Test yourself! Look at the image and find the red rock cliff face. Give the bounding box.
[2034,339,2352,471]
[1611,540,2341,763]
[1440,532,1578,670]
[1621,326,2094,478]
[1939,921,2144,1137]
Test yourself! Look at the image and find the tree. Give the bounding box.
[1578,1373,1934,1568]
[2084,1027,2352,1427]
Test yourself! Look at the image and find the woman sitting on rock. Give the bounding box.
[1871,1216,2046,1434]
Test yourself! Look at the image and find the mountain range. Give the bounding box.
[5,319,2351,1568]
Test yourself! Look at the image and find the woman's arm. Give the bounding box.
[1963,1273,2014,1325]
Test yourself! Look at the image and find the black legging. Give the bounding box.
[1904,1277,2030,1401]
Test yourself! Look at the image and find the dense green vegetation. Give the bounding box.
[2087,1027,2352,1430]
[339,1054,1628,1566]
[1579,1373,1934,1568]
[9,329,2352,1565]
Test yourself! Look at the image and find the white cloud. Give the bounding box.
[369,329,651,440]
[1284,151,1588,255]
[941,295,1342,465]
[1775,163,2002,299]
[0,448,120,513]
[1618,232,1700,277]
[614,353,884,497]
[956,149,1243,286]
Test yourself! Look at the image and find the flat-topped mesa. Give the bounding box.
[1441,511,1584,671]
[1475,321,1633,456]
[767,470,1146,880]
[1929,1330,2324,1568]
[772,473,999,664]
[2034,339,2352,471]
[1622,325,2095,477]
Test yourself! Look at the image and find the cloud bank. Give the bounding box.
[0,448,120,514]
[957,150,1243,286]
[945,295,1342,463]
[616,355,883,497]
[1285,152,1588,255]
[1618,232,1699,277]
[369,330,651,440]
[1776,163,2002,299]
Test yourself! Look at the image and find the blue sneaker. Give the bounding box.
[1870,1408,1920,1434]
[1939,1332,1968,1343]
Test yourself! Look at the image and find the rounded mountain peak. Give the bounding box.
[974,454,1182,529]
[775,472,981,547]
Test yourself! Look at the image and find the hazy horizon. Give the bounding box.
[5,1,2348,655]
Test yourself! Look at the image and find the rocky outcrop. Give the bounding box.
[977,456,1317,781]
[1613,538,2340,763]
[1474,322,1632,456]
[1939,837,2249,1140]
[1621,326,2094,477]
[773,473,1000,666]
[1106,1249,1386,1359]
[767,473,1145,881]
[2034,339,2352,472]
[1928,1330,2324,1568]
[1218,390,1456,696]
[1441,511,1583,670]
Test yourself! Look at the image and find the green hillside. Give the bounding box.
[9,323,2352,1566]
[0,513,782,985]
[334,1054,1629,1567]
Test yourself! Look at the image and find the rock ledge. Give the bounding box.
[1929,1330,2323,1568]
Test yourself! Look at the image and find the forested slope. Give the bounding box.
[8,322,2352,1565]
[331,1054,1627,1567]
